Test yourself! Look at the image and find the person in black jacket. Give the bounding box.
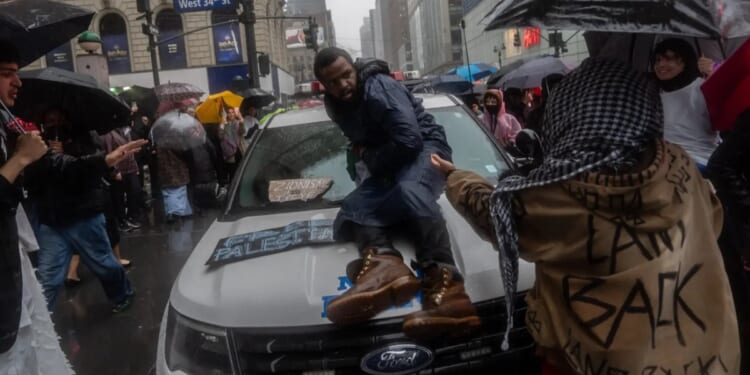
[24,108,146,313]
[708,109,750,374]
[709,110,750,258]
[0,40,49,353]
[314,47,479,339]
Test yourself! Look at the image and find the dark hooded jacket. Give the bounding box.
[0,109,22,353]
[324,59,450,177]
[24,130,110,227]
[709,110,750,224]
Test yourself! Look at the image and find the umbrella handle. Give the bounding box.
[693,37,704,57]
[718,38,727,59]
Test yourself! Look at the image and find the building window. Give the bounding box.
[99,13,131,74]
[211,8,243,65]
[452,51,463,62]
[156,10,187,70]
[450,30,462,46]
[449,13,462,27]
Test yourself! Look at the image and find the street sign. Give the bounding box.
[141,23,159,37]
[173,0,236,13]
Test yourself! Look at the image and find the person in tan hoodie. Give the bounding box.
[431,58,740,374]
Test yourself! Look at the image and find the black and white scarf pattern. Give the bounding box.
[490,58,663,350]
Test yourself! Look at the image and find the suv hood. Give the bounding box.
[170,198,535,327]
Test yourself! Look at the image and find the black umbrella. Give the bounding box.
[486,55,553,87]
[119,85,158,119]
[430,75,473,95]
[0,0,95,67]
[239,88,276,108]
[497,56,573,89]
[14,67,131,134]
[482,0,750,38]
[584,31,750,73]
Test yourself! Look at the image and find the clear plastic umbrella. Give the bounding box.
[482,0,750,39]
[150,110,206,151]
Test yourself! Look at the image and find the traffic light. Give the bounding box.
[513,32,521,47]
[304,24,318,51]
[136,0,150,13]
[258,53,270,76]
[548,32,563,47]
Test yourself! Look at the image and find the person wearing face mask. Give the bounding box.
[652,38,718,172]
[481,89,522,147]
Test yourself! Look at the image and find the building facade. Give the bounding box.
[360,17,374,59]
[463,0,589,71]
[284,0,336,83]
[407,0,463,76]
[285,0,323,17]
[379,0,411,71]
[370,7,385,60]
[27,0,294,97]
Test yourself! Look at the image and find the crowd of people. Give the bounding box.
[0,28,749,374]
[0,36,266,323]
[0,36,274,372]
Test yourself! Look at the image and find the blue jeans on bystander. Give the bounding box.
[36,213,133,311]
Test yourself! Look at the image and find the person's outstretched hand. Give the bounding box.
[105,139,148,167]
[431,154,456,176]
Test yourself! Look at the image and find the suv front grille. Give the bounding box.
[231,294,537,374]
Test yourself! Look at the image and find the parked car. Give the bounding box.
[156,94,537,375]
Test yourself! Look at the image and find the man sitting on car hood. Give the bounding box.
[313,47,480,339]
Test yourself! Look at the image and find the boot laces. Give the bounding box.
[426,268,451,305]
[356,252,374,282]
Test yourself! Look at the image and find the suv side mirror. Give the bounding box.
[515,129,541,157]
[514,129,543,173]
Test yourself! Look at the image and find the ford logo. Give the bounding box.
[360,343,434,375]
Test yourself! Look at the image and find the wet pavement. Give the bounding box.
[51,211,220,375]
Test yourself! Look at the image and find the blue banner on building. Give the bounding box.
[102,34,131,74]
[45,43,74,71]
[158,30,187,70]
[174,0,236,13]
[213,22,243,65]
[207,64,247,94]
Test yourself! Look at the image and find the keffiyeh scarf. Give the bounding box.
[489,58,663,350]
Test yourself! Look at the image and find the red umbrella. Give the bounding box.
[701,38,750,131]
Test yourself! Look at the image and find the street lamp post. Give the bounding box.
[145,10,160,86]
[460,19,473,94]
[240,0,261,89]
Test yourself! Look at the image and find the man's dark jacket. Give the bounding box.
[25,130,110,227]
[708,110,750,224]
[324,59,450,178]
[0,110,23,353]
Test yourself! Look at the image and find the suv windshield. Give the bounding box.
[234,106,509,213]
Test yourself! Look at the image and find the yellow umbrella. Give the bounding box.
[195,90,243,124]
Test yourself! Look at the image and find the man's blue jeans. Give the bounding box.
[36,214,133,310]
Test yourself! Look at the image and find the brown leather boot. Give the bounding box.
[403,266,481,340]
[326,248,421,325]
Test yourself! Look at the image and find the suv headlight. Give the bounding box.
[165,306,233,375]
